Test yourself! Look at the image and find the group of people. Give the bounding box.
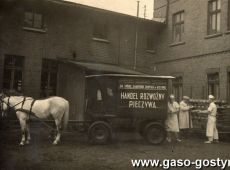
[165,94,219,144]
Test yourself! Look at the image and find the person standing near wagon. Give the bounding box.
[165,94,181,142]
[203,95,219,144]
[179,96,192,139]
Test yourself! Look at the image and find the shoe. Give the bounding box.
[213,140,219,143]
[204,141,212,144]
[176,139,182,142]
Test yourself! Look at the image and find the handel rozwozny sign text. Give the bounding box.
[119,79,167,109]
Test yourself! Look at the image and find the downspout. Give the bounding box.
[117,25,121,65]
[133,1,139,70]
[165,0,170,25]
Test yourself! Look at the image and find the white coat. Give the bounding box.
[165,101,180,132]
[179,101,191,129]
[206,102,218,140]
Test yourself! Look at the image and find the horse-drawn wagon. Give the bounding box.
[0,60,174,145]
[57,60,174,145]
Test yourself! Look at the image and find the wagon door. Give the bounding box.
[86,77,118,116]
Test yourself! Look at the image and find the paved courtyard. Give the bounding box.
[0,127,230,170]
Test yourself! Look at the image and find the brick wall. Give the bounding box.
[154,52,230,100]
[153,0,230,101]
[0,0,162,97]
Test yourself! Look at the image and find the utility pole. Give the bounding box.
[153,0,154,19]
[144,5,146,19]
[133,1,139,70]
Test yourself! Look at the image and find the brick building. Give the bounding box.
[0,0,163,98]
[154,0,230,102]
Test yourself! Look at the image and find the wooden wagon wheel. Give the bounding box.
[88,121,112,145]
[144,122,166,145]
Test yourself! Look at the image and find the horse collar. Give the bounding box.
[21,97,26,109]
[29,99,36,115]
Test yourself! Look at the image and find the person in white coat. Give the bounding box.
[205,95,219,143]
[200,95,219,144]
[165,94,181,142]
[179,96,193,139]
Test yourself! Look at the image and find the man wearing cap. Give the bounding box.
[203,95,219,144]
[165,94,181,142]
[179,96,193,139]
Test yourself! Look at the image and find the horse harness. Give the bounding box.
[1,96,36,118]
[1,95,57,131]
[15,97,36,118]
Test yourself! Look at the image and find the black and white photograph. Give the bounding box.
[0,0,230,169]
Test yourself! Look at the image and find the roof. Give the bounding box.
[86,74,174,79]
[58,59,144,75]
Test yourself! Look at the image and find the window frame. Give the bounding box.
[146,35,156,51]
[172,10,185,43]
[93,21,108,40]
[207,72,220,99]
[172,76,183,102]
[40,59,58,97]
[3,55,24,93]
[24,10,45,30]
[207,0,221,35]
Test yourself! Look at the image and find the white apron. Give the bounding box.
[206,115,218,140]
[206,102,218,140]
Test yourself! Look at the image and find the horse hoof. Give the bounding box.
[19,142,25,146]
[53,141,58,145]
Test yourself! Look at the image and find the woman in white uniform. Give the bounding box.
[165,94,181,142]
[179,96,192,139]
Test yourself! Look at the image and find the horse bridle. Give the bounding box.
[0,93,10,117]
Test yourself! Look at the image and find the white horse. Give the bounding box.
[0,93,69,145]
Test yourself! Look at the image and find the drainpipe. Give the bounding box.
[133,1,139,70]
[165,0,170,25]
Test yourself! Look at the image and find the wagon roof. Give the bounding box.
[59,59,143,74]
[58,59,174,79]
[86,74,174,79]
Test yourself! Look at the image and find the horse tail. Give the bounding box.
[63,101,69,130]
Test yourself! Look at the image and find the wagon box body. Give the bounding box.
[57,60,174,144]
[85,74,170,120]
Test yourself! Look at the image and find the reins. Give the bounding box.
[0,95,58,132]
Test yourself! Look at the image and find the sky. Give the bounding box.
[65,0,154,19]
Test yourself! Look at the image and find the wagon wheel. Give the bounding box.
[88,121,112,145]
[144,122,166,145]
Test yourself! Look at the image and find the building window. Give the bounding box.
[172,11,184,43]
[40,59,57,97]
[24,11,44,29]
[207,73,219,99]
[3,55,24,93]
[93,22,108,40]
[208,0,221,35]
[172,76,183,102]
[146,36,156,51]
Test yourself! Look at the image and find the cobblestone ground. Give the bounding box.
[0,128,230,170]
